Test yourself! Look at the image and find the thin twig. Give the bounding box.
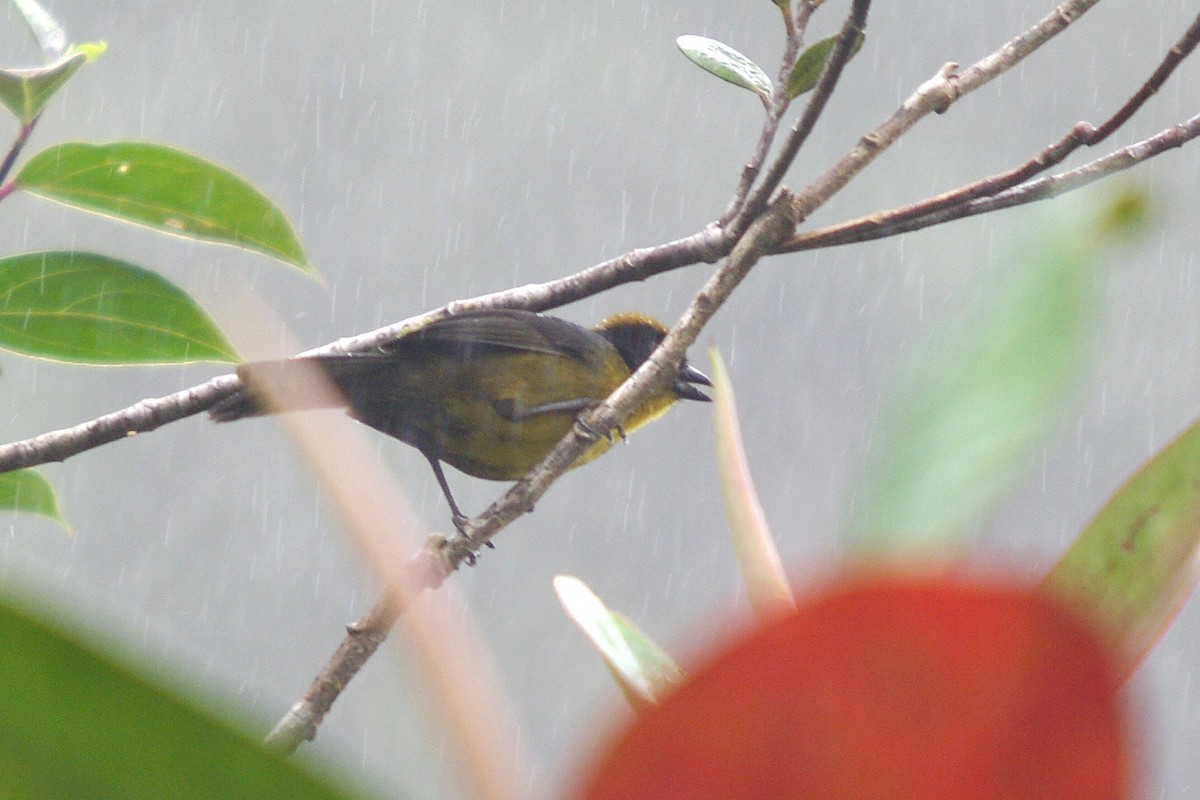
[0,113,41,201]
[264,540,449,753]
[734,0,872,230]
[1092,10,1200,141]
[0,375,241,472]
[776,8,1200,252]
[783,0,1104,226]
[718,2,808,225]
[780,113,1200,251]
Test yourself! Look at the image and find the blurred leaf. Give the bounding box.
[785,32,865,99]
[0,594,369,799]
[675,36,772,102]
[710,348,794,618]
[579,577,1128,800]
[0,43,105,123]
[11,0,67,61]
[16,142,314,275]
[853,189,1150,557]
[554,575,683,710]
[0,469,66,528]
[1044,416,1200,677]
[0,251,237,364]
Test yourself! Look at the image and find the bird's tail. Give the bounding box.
[209,356,355,422]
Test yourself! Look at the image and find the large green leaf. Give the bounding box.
[0,43,105,124]
[16,142,313,275]
[853,190,1148,556]
[1044,417,1200,674]
[0,469,66,528]
[0,594,370,799]
[675,36,772,102]
[0,251,237,364]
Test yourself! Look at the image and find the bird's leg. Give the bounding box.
[494,397,629,443]
[492,397,600,421]
[422,452,494,554]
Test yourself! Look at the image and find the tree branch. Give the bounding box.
[263,539,451,753]
[785,113,1200,252]
[0,225,731,474]
[777,8,1200,252]
[735,0,872,230]
[717,0,814,225]
[0,375,241,472]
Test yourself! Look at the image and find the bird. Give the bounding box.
[210,308,711,530]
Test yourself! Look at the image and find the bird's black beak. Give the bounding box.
[675,363,712,402]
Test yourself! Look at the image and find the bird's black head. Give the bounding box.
[594,313,712,402]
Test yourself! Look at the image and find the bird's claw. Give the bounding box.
[448,512,494,567]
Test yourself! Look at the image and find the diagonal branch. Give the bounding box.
[718,1,818,225]
[779,113,1200,252]
[776,8,1200,253]
[734,0,872,230]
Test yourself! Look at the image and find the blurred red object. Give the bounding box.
[577,576,1129,800]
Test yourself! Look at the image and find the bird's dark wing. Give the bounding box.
[210,311,612,423]
[384,309,607,363]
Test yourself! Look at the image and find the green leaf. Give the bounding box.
[785,32,865,99]
[0,594,368,799]
[853,189,1151,557]
[0,251,237,364]
[0,469,66,528]
[1043,416,1200,674]
[710,348,794,618]
[0,43,105,123]
[11,0,67,61]
[16,142,314,275]
[554,575,683,711]
[675,36,772,102]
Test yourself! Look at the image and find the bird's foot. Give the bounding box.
[450,512,494,567]
[576,416,624,444]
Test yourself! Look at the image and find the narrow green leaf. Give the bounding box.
[16,142,314,275]
[554,575,684,710]
[785,32,865,99]
[1043,417,1200,675]
[710,348,794,618]
[0,43,105,123]
[0,251,238,364]
[11,0,67,61]
[0,595,368,799]
[853,189,1150,557]
[0,469,66,528]
[675,36,772,102]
